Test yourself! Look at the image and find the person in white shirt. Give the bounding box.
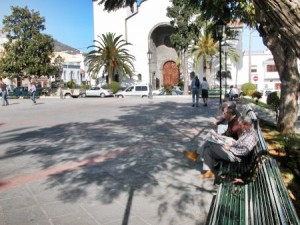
[228,85,239,100]
[201,77,209,106]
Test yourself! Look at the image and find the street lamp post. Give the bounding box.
[147,50,153,99]
[223,41,229,96]
[215,20,226,104]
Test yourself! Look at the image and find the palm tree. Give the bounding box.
[190,31,218,86]
[190,26,240,87]
[85,32,135,85]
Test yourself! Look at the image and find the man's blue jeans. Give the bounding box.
[192,89,200,106]
[30,91,36,103]
[2,91,9,106]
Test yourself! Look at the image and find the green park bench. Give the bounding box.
[208,89,220,97]
[206,105,300,225]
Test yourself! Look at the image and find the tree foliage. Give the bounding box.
[85,32,135,85]
[95,0,136,12]
[0,6,55,78]
[166,0,202,95]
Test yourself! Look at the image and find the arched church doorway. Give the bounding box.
[162,61,179,86]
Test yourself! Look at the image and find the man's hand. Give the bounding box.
[223,144,231,151]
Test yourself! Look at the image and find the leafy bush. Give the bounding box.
[66,80,76,89]
[108,81,121,93]
[252,91,262,99]
[163,84,173,95]
[266,91,280,110]
[176,81,184,90]
[252,91,263,104]
[283,134,300,178]
[241,83,256,96]
[80,84,90,90]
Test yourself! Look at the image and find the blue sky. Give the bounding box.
[0,1,266,53]
[0,0,94,51]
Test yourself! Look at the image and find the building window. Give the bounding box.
[138,74,142,81]
[267,65,277,72]
[63,71,66,80]
[251,65,257,73]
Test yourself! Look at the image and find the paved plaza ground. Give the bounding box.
[0,96,225,225]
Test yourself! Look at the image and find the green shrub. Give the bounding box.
[266,91,280,110]
[283,134,300,177]
[252,91,262,99]
[176,81,184,90]
[241,83,256,96]
[108,81,121,93]
[252,91,263,104]
[163,84,173,95]
[80,84,90,90]
[66,80,76,89]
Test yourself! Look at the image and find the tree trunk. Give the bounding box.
[253,1,300,134]
[204,58,212,86]
[252,0,300,59]
[183,49,189,95]
[272,46,298,134]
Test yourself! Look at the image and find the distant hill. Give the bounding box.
[53,40,80,54]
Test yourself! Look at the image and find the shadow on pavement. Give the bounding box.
[0,100,219,224]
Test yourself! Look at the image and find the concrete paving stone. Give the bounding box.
[41,201,85,219]
[1,205,50,225]
[102,216,150,225]
[0,186,32,200]
[0,194,37,211]
[50,212,98,225]
[79,200,131,224]
[116,192,207,225]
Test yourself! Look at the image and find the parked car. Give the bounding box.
[115,84,149,98]
[40,87,52,96]
[84,86,114,97]
[8,86,30,98]
[152,88,163,95]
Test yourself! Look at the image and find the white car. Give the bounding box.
[152,88,163,95]
[84,87,114,97]
[115,84,149,98]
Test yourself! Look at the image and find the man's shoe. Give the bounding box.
[199,170,215,179]
[183,150,199,162]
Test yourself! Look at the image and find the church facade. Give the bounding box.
[93,0,180,89]
[93,0,283,92]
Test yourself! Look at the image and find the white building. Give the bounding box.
[52,52,87,86]
[93,0,177,89]
[239,50,281,91]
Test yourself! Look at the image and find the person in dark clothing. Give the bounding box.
[189,74,200,107]
[221,103,241,140]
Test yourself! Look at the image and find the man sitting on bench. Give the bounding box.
[184,101,242,178]
[199,115,258,178]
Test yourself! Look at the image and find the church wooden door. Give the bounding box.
[162,61,179,86]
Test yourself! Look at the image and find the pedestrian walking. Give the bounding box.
[189,74,200,107]
[0,78,9,106]
[201,77,209,106]
[29,82,37,104]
